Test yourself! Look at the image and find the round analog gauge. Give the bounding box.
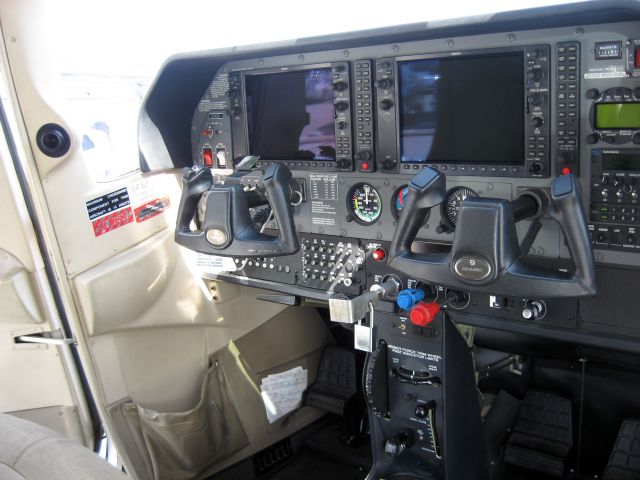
[391,185,430,224]
[443,186,479,228]
[348,183,382,225]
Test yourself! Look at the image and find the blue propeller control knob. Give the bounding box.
[396,288,425,311]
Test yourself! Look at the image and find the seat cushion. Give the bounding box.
[0,413,127,480]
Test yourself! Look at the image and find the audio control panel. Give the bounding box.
[555,41,580,176]
[353,60,376,172]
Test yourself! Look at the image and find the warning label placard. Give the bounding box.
[86,188,130,220]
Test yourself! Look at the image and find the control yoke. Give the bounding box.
[175,163,299,257]
[388,168,597,298]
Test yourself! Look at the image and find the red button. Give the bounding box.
[635,47,640,68]
[562,167,571,175]
[372,247,386,261]
[409,302,440,326]
[362,162,370,170]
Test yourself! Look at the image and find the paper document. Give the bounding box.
[260,366,308,423]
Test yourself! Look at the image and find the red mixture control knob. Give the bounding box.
[409,302,441,326]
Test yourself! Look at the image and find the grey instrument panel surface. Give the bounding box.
[192,20,640,265]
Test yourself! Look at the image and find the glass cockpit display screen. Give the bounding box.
[398,53,524,164]
[246,68,336,161]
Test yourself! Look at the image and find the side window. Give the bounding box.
[61,74,150,182]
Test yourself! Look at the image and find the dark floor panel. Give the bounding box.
[264,449,367,480]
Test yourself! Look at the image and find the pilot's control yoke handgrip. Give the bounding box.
[388,168,597,298]
[175,163,299,257]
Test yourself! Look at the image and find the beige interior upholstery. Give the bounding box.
[0,413,126,480]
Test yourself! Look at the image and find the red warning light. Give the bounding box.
[562,167,571,175]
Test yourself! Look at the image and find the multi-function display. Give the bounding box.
[398,53,525,165]
[245,68,336,161]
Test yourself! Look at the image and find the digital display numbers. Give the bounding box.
[594,41,623,60]
[595,103,640,129]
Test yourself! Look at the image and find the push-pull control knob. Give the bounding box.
[529,162,543,174]
[586,133,600,144]
[375,78,393,89]
[586,88,600,99]
[397,288,425,311]
[410,302,441,327]
[526,69,543,82]
[333,81,348,92]
[528,93,544,106]
[379,99,394,110]
[356,150,372,161]
[530,116,544,127]
[334,101,349,112]
[384,431,414,458]
[384,438,405,457]
[522,300,546,320]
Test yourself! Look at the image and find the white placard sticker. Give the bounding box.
[196,253,237,274]
[260,366,308,423]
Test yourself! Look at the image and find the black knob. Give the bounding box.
[586,132,600,144]
[634,87,640,99]
[526,69,543,82]
[597,232,607,242]
[529,162,543,174]
[612,177,624,188]
[334,65,346,73]
[337,158,351,169]
[333,81,348,92]
[627,234,636,244]
[375,78,393,89]
[603,135,616,144]
[415,405,428,419]
[586,88,600,99]
[356,150,372,161]
[334,101,349,112]
[624,183,633,194]
[384,438,404,458]
[379,99,394,110]
[382,159,396,170]
[531,49,542,59]
[528,93,544,106]
[37,123,72,158]
[337,121,348,130]
[530,116,543,127]
[599,176,610,187]
[231,106,242,116]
